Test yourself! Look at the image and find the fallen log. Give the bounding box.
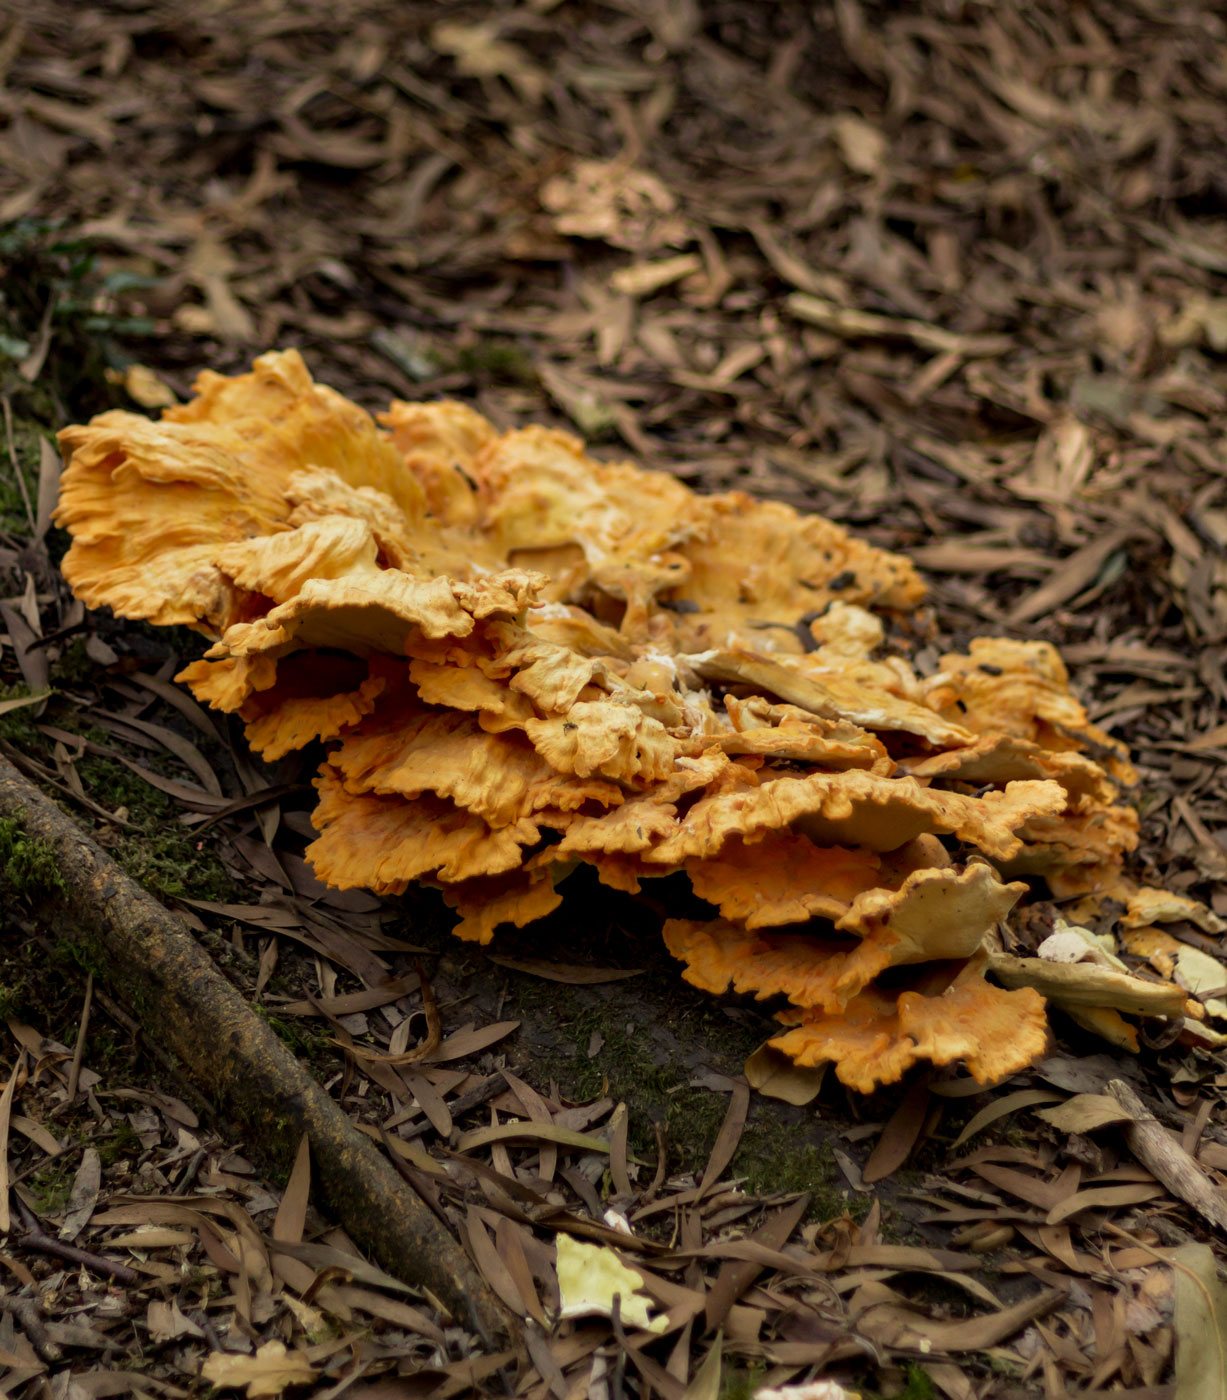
[0,752,511,1342]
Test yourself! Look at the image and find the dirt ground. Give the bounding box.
[2,1,1227,1396]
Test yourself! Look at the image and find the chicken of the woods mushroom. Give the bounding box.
[54,350,1222,1092]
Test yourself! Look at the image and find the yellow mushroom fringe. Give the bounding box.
[55,349,1214,1090]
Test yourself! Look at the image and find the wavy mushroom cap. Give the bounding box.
[55,350,420,629]
[53,348,1189,1090]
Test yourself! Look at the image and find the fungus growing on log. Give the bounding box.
[55,350,1220,1090]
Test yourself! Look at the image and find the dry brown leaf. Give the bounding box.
[455,1121,611,1155]
[610,254,702,298]
[680,1335,723,1400]
[486,957,643,985]
[949,1089,1062,1151]
[698,1079,749,1196]
[147,1300,205,1343]
[57,1146,101,1242]
[852,1281,1063,1352]
[743,1044,826,1106]
[272,1135,310,1244]
[1036,1094,1134,1135]
[1046,1183,1165,1226]
[0,690,49,717]
[863,1080,930,1184]
[0,1049,24,1235]
[1171,1243,1227,1400]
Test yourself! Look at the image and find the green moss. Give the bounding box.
[98,1120,141,1167]
[49,637,94,687]
[75,754,233,903]
[861,1364,940,1400]
[739,1129,872,1223]
[899,1365,938,1400]
[499,992,732,1175]
[719,1362,766,1400]
[0,816,67,898]
[0,980,24,1020]
[0,217,153,420]
[490,972,866,1204]
[50,930,106,981]
[451,339,537,386]
[0,683,41,746]
[27,1159,75,1215]
[257,1009,333,1065]
[0,423,37,534]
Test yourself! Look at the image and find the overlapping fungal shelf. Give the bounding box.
[55,350,1220,1091]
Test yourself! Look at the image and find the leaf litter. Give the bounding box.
[3,0,1227,1394]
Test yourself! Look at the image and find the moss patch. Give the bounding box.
[75,754,233,903]
[26,1158,76,1216]
[0,816,66,898]
[718,1362,766,1400]
[0,683,41,747]
[469,938,870,1210]
[861,1364,940,1400]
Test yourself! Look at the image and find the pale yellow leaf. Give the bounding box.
[555,1233,667,1333]
[200,1340,316,1398]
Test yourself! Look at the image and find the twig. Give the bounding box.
[0,396,35,534]
[64,972,92,1103]
[191,1309,225,1351]
[1106,1078,1227,1237]
[0,752,510,1341]
[332,959,442,1067]
[0,1294,62,1365]
[399,1071,511,1142]
[173,1147,207,1194]
[14,1197,140,1286]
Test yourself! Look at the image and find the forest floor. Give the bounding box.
[1,1,1227,1396]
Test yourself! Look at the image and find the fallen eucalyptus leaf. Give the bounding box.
[487,955,643,985]
[950,1088,1062,1150]
[744,1043,826,1105]
[1171,1243,1227,1400]
[681,1332,723,1400]
[1036,1093,1134,1134]
[58,1148,101,1242]
[1174,946,1227,1019]
[756,1383,861,1400]
[0,690,50,717]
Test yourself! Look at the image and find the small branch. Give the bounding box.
[64,972,93,1104]
[18,1227,142,1287]
[0,1293,62,1365]
[0,753,511,1342]
[400,1071,509,1142]
[12,1198,140,1286]
[1107,1078,1227,1237]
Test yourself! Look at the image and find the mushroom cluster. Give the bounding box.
[55,351,1214,1090]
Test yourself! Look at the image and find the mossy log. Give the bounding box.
[0,753,511,1342]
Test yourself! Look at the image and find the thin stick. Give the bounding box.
[0,396,35,533]
[64,972,92,1103]
[0,1294,62,1364]
[1107,1078,1227,1237]
[0,752,510,1341]
[13,1197,140,1286]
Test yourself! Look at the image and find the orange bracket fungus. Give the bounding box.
[55,350,1222,1092]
